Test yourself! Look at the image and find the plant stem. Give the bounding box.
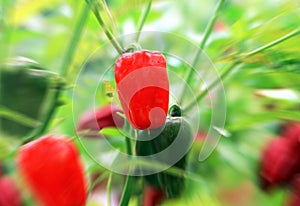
[179,0,225,104]
[135,0,152,42]
[120,174,134,206]
[241,28,300,58]
[0,106,40,127]
[183,28,300,113]
[86,0,123,54]
[100,0,118,39]
[119,137,134,206]
[125,136,133,155]
[21,3,90,144]
[107,172,113,206]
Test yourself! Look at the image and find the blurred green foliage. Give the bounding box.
[1,0,300,205]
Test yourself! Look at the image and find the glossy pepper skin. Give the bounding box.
[136,115,192,198]
[114,50,169,130]
[16,135,87,206]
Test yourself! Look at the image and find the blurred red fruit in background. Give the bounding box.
[0,176,22,206]
[16,135,87,206]
[259,137,300,191]
[77,104,124,137]
[143,184,165,206]
[286,175,300,206]
[281,122,300,144]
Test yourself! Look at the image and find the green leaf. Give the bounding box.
[99,127,123,137]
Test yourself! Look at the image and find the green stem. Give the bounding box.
[135,0,152,42]
[107,172,113,206]
[100,0,118,39]
[119,137,134,206]
[119,175,134,206]
[86,0,123,54]
[179,0,225,104]
[21,3,90,144]
[0,106,41,127]
[240,28,300,58]
[183,28,300,113]
[60,5,90,76]
[125,136,133,155]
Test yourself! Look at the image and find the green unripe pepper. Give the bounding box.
[0,57,61,137]
[136,105,192,198]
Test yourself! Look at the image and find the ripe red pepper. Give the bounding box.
[16,135,87,206]
[0,176,22,206]
[77,104,124,137]
[114,50,169,130]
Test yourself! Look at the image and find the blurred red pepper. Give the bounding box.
[114,50,169,130]
[281,122,300,144]
[0,176,22,206]
[259,122,300,191]
[286,175,300,206]
[16,135,87,206]
[213,20,227,32]
[77,104,124,137]
[259,137,300,191]
[143,184,165,206]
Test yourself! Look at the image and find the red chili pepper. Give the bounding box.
[114,50,169,130]
[259,137,300,191]
[0,176,22,206]
[16,135,87,206]
[77,104,124,137]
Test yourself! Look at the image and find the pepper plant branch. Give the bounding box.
[119,136,134,206]
[179,0,225,104]
[240,28,300,58]
[135,0,152,43]
[183,28,300,113]
[0,106,41,127]
[100,0,119,39]
[119,170,134,206]
[21,3,90,145]
[86,0,123,54]
[107,172,113,206]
